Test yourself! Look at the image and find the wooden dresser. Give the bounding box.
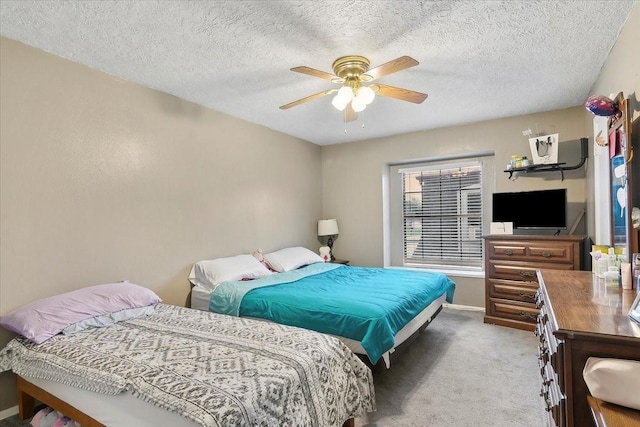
[484,234,584,331]
[537,269,640,427]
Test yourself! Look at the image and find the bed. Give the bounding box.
[189,247,456,368]
[0,282,375,427]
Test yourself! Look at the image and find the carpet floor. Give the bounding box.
[356,306,546,426]
[0,307,545,427]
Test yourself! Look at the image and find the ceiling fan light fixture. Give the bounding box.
[332,86,354,111]
[355,85,375,105]
[281,55,427,116]
[331,96,347,111]
[351,97,367,112]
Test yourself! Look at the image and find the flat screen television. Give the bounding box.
[492,188,567,230]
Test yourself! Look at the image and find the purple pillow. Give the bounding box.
[0,281,161,344]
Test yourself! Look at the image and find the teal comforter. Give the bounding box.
[209,263,455,364]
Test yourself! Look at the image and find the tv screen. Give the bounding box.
[492,189,567,230]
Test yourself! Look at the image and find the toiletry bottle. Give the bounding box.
[604,266,620,288]
[621,263,632,290]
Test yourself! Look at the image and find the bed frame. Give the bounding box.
[17,376,105,427]
[16,375,355,427]
[367,304,443,370]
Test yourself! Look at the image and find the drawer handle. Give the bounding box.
[503,249,514,256]
[518,271,536,279]
[518,291,535,299]
[541,251,552,258]
[519,311,537,320]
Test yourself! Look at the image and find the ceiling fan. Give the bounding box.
[280,55,428,122]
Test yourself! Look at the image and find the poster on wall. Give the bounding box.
[611,153,627,247]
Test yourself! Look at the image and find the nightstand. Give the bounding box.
[330,259,349,265]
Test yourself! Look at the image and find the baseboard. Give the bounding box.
[0,405,18,420]
[444,302,485,312]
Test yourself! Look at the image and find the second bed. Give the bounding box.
[190,249,455,368]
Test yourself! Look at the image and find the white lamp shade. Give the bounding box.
[331,86,354,111]
[356,85,375,105]
[331,95,349,111]
[318,219,339,236]
[351,97,367,112]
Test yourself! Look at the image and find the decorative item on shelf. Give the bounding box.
[585,94,618,117]
[318,219,339,261]
[504,137,588,181]
[510,154,525,169]
[528,133,559,165]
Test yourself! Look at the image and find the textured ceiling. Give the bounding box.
[0,1,635,145]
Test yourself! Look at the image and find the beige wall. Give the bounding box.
[321,108,588,307]
[0,37,321,410]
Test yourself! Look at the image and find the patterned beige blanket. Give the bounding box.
[0,304,375,426]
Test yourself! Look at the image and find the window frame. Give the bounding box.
[386,152,494,273]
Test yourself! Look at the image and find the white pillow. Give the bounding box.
[263,247,324,273]
[189,254,272,290]
[583,357,640,410]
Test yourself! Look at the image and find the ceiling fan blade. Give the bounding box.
[344,103,358,122]
[365,56,419,80]
[279,89,337,110]
[291,66,340,81]
[372,83,428,104]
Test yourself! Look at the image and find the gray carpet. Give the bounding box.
[0,307,545,427]
[356,307,546,426]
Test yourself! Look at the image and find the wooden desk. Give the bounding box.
[588,396,640,427]
[536,270,640,427]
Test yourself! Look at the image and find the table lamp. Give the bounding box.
[318,219,339,261]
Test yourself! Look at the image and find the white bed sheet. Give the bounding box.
[24,376,198,427]
[190,284,446,367]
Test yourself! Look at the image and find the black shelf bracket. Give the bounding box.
[505,137,588,181]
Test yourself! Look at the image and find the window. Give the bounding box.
[400,161,483,269]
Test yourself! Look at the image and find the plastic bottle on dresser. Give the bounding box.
[604,266,620,288]
[621,262,632,290]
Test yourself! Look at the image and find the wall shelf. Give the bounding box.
[504,137,588,181]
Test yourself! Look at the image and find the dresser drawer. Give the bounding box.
[487,278,538,303]
[484,235,583,336]
[487,260,574,281]
[486,239,577,264]
[488,298,539,324]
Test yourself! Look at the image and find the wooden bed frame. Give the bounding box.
[16,376,105,427]
[16,375,355,427]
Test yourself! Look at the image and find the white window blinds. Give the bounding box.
[400,161,483,268]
